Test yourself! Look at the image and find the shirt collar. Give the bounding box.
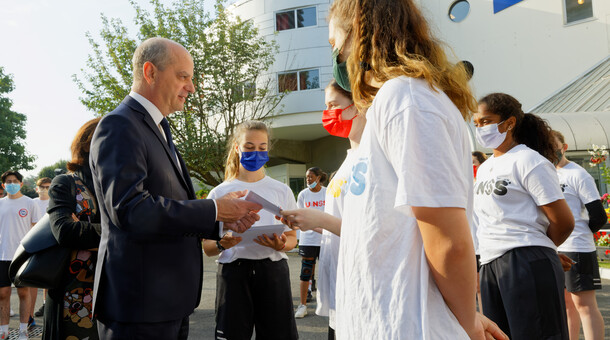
[129,91,164,126]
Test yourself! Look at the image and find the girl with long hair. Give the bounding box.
[281,0,506,338]
[553,130,606,340]
[473,93,575,339]
[202,120,298,340]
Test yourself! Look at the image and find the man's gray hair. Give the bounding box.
[132,37,174,81]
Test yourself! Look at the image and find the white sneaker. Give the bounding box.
[18,329,28,340]
[294,304,307,318]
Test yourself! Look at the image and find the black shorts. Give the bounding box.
[480,246,568,339]
[0,261,11,287]
[299,246,320,259]
[559,251,602,293]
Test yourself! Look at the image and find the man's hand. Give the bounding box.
[216,190,262,223]
[224,211,260,233]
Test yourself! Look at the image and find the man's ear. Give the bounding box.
[142,61,156,85]
[563,143,568,153]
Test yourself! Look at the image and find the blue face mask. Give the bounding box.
[4,183,21,195]
[308,181,318,190]
[240,151,269,172]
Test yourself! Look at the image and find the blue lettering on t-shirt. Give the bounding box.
[348,160,368,196]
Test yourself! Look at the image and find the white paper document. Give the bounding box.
[244,190,282,216]
[233,224,286,246]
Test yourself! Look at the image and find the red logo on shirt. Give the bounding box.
[18,209,28,218]
[305,200,325,208]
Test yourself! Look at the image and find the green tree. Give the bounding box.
[37,160,69,179]
[0,67,36,173]
[73,0,283,186]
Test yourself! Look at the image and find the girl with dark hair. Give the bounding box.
[294,167,327,319]
[553,130,606,340]
[473,93,575,339]
[282,0,506,338]
[43,118,102,340]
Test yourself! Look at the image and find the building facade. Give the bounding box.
[227,0,610,192]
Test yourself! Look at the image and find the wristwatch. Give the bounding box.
[216,240,225,252]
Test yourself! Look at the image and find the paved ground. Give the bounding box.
[10,252,610,339]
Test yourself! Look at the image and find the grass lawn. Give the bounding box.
[599,261,610,269]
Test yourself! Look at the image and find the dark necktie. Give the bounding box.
[160,118,177,159]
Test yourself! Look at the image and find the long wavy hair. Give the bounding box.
[329,0,476,120]
[224,120,270,181]
[479,93,557,163]
[67,118,102,172]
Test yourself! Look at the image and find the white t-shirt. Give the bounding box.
[207,176,296,263]
[0,196,40,261]
[296,187,326,246]
[33,198,49,219]
[557,162,600,252]
[316,150,355,328]
[474,144,564,265]
[336,77,472,339]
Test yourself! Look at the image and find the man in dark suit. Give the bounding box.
[89,37,262,339]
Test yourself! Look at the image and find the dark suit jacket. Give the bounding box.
[89,96,221,323]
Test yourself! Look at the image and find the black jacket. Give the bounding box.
[89,95,220,323]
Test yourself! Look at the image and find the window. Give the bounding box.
[278,69,319,93]
[448,0,470,23]
[564,0,593,24]
[289,177,305,198]
[276,6,317,31]
[232,81,256,102]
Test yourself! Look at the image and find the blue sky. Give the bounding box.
[0,0,214,177]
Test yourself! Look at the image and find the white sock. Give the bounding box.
[0,325,7,334]
[19,323,27,332]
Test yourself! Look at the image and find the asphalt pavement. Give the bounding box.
[11,252,610,339]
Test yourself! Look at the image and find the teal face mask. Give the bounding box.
[332,48,351,92]
[4,183,21,195]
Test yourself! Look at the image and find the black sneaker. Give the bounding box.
[34,304,44,317]
[306,290,313,303]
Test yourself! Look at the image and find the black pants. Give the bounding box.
[96,316,189,340]
[215,258,298,340]
[480,246,568,340]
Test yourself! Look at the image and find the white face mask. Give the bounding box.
[475,120,507,149]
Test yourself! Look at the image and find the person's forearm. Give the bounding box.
[320,214,342,236]
[283,234,298,251]
[413,207,477,337]
[547,222,574,246]
[202,239,220,257]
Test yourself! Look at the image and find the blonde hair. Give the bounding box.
[224,120,270,181]
[329,0,477,120]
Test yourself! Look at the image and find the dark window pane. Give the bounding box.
[276,10,295,31]
[565,0,593,23]
[297,7,317,28]
[278,73,298,92]
[299,69,319,90]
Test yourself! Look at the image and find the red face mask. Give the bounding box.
[322,104,355,138]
